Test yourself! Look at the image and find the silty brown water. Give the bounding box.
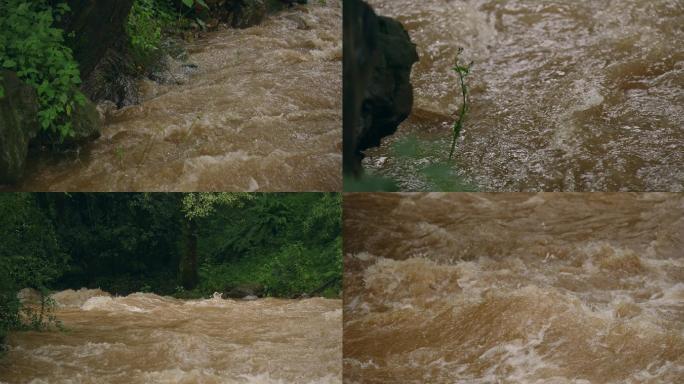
[13,1,341,192]
[363,0,684,191]
[344,193,683,383]
[0,290,342,383]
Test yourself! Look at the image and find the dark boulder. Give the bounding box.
[207,0,307,29]
[227,0,270,29]
[0,71,40,183]
[343,0,418,176]
[223,283,265,299]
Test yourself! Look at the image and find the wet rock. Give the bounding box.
[81,46,140,108]
[65,97,102,145]
[343,0,418,175]
[149,57,200,86]
[96,100,118,120]
[210,0,308,29]
[230,0,269,28]
[223,283,265,299]
[0,71,40,184]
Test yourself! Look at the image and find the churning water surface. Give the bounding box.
[0,289,342,383]
[15,0,341,191]
[363,0,684,191]
[344,193,683,383]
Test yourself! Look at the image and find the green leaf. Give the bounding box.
[181,0,193,7]
[196,0,209,8]
[2,59,16,68]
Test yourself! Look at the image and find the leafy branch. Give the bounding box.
[449,48,473,160]
[0,1,85,139]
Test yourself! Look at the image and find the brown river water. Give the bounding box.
[363,0,684,192]
[0,290,342,383]
[344,193,684,383]
[13,1,341,192]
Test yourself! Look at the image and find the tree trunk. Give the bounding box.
[180,218,199,290]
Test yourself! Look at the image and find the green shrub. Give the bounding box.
[125,0,210,69]
[126,0,170,67]
[0,193,67,349]
[0,0,86,139]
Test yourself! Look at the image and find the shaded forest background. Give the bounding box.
[0,192,341,346]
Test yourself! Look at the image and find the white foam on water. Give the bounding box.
[80,296,147,313]
[323,309,342,321]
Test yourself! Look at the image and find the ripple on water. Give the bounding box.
[344,193,684,383]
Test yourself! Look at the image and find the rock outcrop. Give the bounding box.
[52,0,138,107]
[343,0,418,176]
[0,71,40,184]
[54,0,135,80]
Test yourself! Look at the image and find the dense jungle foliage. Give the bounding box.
[0,192,341,349]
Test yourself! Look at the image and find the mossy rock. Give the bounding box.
[67,96,102,144]
[0,71,40,184]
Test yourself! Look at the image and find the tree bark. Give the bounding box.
[180,218,199,290]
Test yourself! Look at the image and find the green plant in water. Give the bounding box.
[115,146,125,167]
[449,48,473,160]
[0,0,86,139]
[22,291,63,332]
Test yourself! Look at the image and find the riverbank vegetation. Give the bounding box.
[0,0,86,139]
[0,192,341,350]
[1,0,307,183]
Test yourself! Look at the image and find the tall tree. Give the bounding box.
[178,193,252,289]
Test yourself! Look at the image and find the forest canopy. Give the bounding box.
[0,192,342,346]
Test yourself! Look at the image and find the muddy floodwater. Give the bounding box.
[344,193,684,383]
[14,1,341,191]
[0,290,342,384]
[363,0,684,192]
